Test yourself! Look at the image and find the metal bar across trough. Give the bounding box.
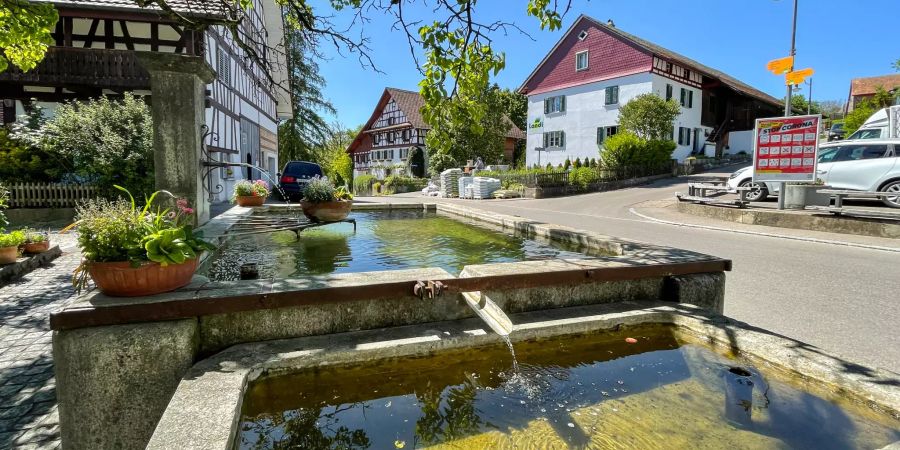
[48,258,731,331]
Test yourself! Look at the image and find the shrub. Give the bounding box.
[601,132,675,169]
[21,228,48,243]
[546,163,552,170]
[301,176,336,203]
[0,183,7,232]
[617,93,681,140]
[428,152,458,175]
[573,158,582,169]
[569,167,599,190]
[232,179,270,201]
[0,230,26,248]
[0,129,68,183]
[353,174,376,194]
[590,158,598,168]
[328,151,353,187]
[563,158,571,170]
[372,182,382,194]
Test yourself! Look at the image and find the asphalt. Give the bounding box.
[364,168,900,373]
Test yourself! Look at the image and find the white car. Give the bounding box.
[726,140,900,207]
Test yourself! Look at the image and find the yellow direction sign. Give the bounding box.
[785,68,814,85]
[766,56,794,75]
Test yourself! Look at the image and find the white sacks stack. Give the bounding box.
[440,169,463,198]
[458,176,474,199]
[472,177,501,199]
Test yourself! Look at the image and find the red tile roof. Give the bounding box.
[850,74,900,97]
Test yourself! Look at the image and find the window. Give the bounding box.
[596,126,619,146]
[832,144,888,162]
[544,96,566,114]
[677,127,691,146]
[216,47,230,85]
[388,131,395,143]
[665,84,673,101]
[578,30,589,41]
[389,149,395,159]
[575,51,589,71]
[680,88,693,108]
[846,128,883,140]
[605,86,619,105]
[543,130,566,148]
[373,134,381,146]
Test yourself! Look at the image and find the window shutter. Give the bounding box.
[688,90,693,108]
[560,96,566,112]
[680,89,685,106]
[666,84,672,100]
[613,86,618,104]
[560,131,566,147]
[605,88,611,104]
[544,99,550,114]
[686,129,691,146]
[543,133,548,148]
[597,127,602,145]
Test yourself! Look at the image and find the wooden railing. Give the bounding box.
[0,48,151,89]
[5,183,97,208]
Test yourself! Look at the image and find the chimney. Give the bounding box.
[607,19,615,27]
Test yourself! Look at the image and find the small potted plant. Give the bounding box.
[0,230,25,264]
[300,176,353,222]
[65,186,215,296]
[232,179,270,207]
[22,229,50,254]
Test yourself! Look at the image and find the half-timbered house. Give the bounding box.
[0,0,291,202]
[346,87,525,178]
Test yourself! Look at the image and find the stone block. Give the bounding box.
[664,272,726,313]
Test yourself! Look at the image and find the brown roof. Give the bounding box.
[520,15,781,108]
[37,0,228,18]
[850,74,900,96]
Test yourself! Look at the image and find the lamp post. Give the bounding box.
[778,0,799,211]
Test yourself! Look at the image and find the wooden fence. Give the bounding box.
[5,183,98,208]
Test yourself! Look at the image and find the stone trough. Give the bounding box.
[47,203,898,449]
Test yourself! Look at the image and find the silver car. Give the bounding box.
[726,140,900,207]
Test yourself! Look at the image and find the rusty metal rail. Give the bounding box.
[49,259,731,331]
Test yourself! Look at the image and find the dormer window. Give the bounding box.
[578,30,588,41]
[575,50,588,71]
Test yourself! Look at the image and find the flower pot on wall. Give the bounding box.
[0,246,18,264]
[236,195,266,207]
[24,241,50,254]
[783,185,832,209]
[88,258,199,297]
[299,201,352,222]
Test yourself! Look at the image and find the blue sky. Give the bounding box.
[312,0,899,127]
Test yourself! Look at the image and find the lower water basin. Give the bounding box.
[205,209,607,280]
[237,325,900,449]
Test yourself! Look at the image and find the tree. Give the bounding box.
[893,57,900,72]
[0,0,58,73]
[844,99,877,135]
[617,93,681,140]
[870,85,898,109]
[305,122,359,187]
[817,100,845,120]
[785,94,821,115]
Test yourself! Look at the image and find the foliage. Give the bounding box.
[232,179,270,200]
[617,93,681,140]
[428,152,459,176]
[3,104,71,182]
[589,158,598,168]
[870,86,899,108]
[330,151,353,187]
[573,157,582,169]
[70,186,212,269]
[569,167,599,190]
[0,0,58,73]
[40,94,153,197]
[0,230,25,248]
[0,183,7,232]
[302,176,338,203]
[817,100,845,120]
[843,99,877,135]
[382,175,426,194]
[563,158,571,170]
[786,94,821,115]
[352,174,375,194]
[334,185,353,201]
[894,57,900,72]
[21,228,47,243]
[372,182,381,194]
[298,122,359,187]
[600,131,675,169]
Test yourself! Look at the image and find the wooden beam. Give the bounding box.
[104,20,113,49]
[84,19,100,48]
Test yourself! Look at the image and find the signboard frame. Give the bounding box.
[752,114,822,183]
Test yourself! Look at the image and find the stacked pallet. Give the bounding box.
[458,176,474,199]
[472,177,501,199]
[440,169,462,198]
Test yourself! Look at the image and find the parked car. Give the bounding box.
[277,161,324,201]
[827,122,845,141]
[726,140,900,207]
[842,106,899,141]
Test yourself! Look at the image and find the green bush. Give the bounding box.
[301,176,336,203]
[569,167,599,190]
[0,129,68,183]
[573,158,582,169]
[328,151,353,187]
[372,182,382,194]
[428,152,458,175]
[600,132,674,169]
[0,230,25,248]
[0,183,8,232]
[563,158,571,170]
[353,174,376,194]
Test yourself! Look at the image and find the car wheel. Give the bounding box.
[879,180,900,208]
[738,179,768,202]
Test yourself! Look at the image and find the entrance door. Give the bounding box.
[240,118,261,180]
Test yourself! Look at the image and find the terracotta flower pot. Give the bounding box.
[24,241,50,254]
[236,195,266,207]
[300,200,352,222]
[0,246,18,264]
[88,258,199,297]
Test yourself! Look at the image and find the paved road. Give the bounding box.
[376,171,900,373]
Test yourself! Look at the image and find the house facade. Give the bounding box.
[347,88,525,178]
[846,74,900,112]
[0,0,291,203]
[519,15,782,167]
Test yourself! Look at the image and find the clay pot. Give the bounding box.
[0,246,18,264]
[236,195,266,207]
[24,241,50,254]
[299,200,352,222]
[88,258,199,297]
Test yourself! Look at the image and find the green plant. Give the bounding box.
[232,179,270,201]
[0,230,25,248]
[334,186,353,201]
[0,183,8,232]
[601,132,674,169]
[617,93,682,140]
[563,158,571,170]
[569,167,599,190]
[573,158,582,169]
[302,176,337,203]
[353,174,376,194]
[21,228,47,243]
[428,152,459,175]
[372,182,382,194]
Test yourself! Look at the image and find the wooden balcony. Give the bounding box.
[0,47,151,91]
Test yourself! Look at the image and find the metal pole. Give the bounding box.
[778,0,798,210]
[807,78,812,114]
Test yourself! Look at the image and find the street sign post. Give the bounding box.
[752,114,822,183]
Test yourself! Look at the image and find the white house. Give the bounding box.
[518,15,782,167]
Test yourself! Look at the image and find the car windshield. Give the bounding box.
[284,162,323,177]
[845,128,882,140]
[830,124,843,131]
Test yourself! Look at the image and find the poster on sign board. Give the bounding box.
[752,115,821,183]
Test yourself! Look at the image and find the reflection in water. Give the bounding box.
[237,327,900,449]
[205,210,600,280]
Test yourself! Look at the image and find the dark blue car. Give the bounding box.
[277,161,324,201]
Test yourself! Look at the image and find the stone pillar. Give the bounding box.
[136,52,215,224]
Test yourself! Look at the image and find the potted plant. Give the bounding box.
[232,179,270,207]
[66,186,215,296]
[0,230,25,264]
[300,177,353,222]
[22,229,50,254]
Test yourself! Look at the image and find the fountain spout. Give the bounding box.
[461,291,513,336]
